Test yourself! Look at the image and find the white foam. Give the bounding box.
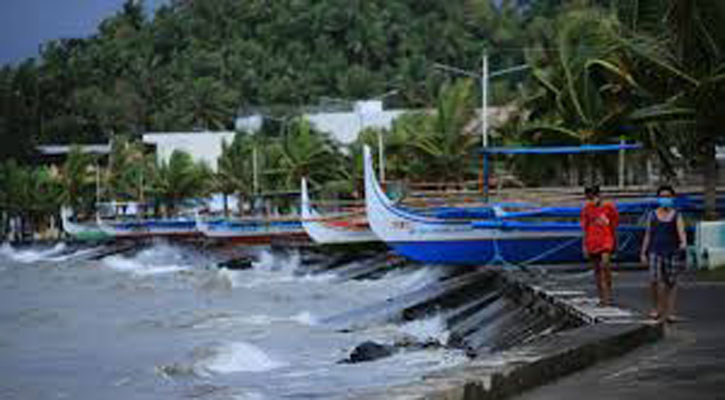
[0,242,67,263]
[235,250,333,288]
[398,314,450,344]
[252,249,301,274]
[290,311,317,326]
[198,342,285,375]
[239,312,317,326]
[102,243,193,276]
[46,245,104,262]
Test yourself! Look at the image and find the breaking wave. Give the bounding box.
[157,341,286,378]
[0,242,67,263]
[101,242,200,276]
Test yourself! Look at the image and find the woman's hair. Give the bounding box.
[656,184,676,196]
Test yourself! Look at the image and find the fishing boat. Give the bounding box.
[300,178,378,244]
[60,207,111,241]
[96,215,198,238]
[362,145,648,266]
[196,215,308,244]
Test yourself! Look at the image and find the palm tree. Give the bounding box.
[153,149,211,214]
[60,145,96,215]
[268,118,347,191]
[517,7,639,184]
[108,135,155,203]
[621,0,725,219]
[410,79,479,183]
[0,161,62,238]
[216,133,256,216]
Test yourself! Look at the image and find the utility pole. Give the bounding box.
[482,51,489,148]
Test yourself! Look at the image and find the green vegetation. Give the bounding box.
[0,0,723,238]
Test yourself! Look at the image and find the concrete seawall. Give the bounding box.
[355,270,664,400]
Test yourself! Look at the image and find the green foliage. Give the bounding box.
[1,0,541,152]
[266,118,347,191]
[60,145,97,213]
[0,160,63,215]
[153,149,212,210]
[107,135,154,201]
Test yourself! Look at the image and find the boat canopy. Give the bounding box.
[479,143,643,155]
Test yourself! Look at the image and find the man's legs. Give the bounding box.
[600,252,612,306]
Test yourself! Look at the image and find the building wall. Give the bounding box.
[142,131,236,172]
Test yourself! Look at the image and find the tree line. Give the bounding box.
[0,0,722,232]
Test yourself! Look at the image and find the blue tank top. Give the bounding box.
[648,210,680,256]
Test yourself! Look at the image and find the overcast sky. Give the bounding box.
[0,0,163,65]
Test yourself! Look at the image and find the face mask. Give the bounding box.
[658,197,675,208]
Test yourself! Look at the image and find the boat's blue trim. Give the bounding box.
[385,231,643,266]
[479,144,643,155]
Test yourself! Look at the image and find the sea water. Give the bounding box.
[0,242,467,399]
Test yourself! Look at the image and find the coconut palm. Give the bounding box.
[0,161,63,237]
[108,135,155,203]
[621,0,725,219]
[216,132,256,215]
[515,7,641,184]
[410,79,479,183]
[153,149,211,214]
[60,145,97,215]
[267,118,347,191]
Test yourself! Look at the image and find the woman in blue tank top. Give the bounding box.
[640,185,687,323]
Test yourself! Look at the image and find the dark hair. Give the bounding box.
[657,184,676,196]
[584,184,600,196]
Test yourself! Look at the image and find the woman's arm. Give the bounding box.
[677,213,687,249]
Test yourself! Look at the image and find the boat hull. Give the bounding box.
[300,178,378,244]
[362,146,642,266]
[384,231,642,266]
[98,219,199,239]
[60,208,112,241]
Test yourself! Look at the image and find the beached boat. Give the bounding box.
[362,145,646,266]
[96,216,198,238]
[196,215,308,244]
[300,178,378,244]
[60,207,111,241]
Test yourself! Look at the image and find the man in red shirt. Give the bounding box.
[581,185,619,306]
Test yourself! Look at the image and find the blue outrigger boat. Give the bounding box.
[363,145,719,266]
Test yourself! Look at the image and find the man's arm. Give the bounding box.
[640,214,651,263]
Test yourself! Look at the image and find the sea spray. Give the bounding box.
[0,242,67,263]
[397,314,450,345]
[157,341,286,378]
[101,242,210,276]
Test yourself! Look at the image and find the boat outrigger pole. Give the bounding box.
[478,143,644,201]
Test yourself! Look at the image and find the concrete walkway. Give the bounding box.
[516,269,725,400]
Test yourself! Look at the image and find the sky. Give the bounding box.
[0,0,163,65]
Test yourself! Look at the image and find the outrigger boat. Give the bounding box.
[196,215,307,244]
[95,217,198,238]
[362,145,651,266]
[300,178,378,244]
[60,207,111,241]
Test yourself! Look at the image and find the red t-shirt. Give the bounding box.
[580,201,619,254]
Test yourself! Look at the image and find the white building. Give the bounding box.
[142,131,236,172]
[236,100,407,144]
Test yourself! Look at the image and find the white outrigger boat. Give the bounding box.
[60,207,111,241]
[362,145,647,266]
[300,178,378,244]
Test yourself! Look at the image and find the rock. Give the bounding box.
[339,341,395,364]
[217,257,253,270]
